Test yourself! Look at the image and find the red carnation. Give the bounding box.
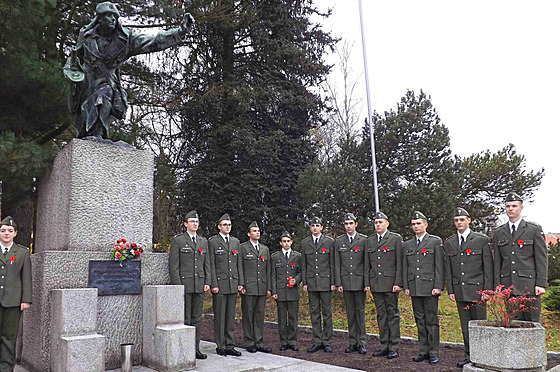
[466,249,472,255]
[131,243,137,248]
[115,252,122,259]
[134,250,140,258]
[382,246,388,252]
[122,238,127,243]
[117,239,122,243]
[139,247,144,253]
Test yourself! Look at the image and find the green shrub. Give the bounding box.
[548,242,560,284]
[543,280,560,312]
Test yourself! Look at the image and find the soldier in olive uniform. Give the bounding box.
[238,221,272,353]
[444,207,493,368]
[169,210,210,359]
[208,214,243,356]
[403,211,444,364]
[0,217,32,371]
[271,231,302,351]
[334,213,369,355]
[301,217,336,353]
[367,211,403,360]
[493,192,547,322]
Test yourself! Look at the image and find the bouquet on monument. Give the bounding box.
[112,238,144,265]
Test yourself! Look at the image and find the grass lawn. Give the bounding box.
[203,288,560,351]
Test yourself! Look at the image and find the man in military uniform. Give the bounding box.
[169,210,210,359]
[208,214,243,356]
[444,207,493,368]
[0,217,32,371]
[271,231,302,351]
[403,211,444,364]
[301,217,336,353]
[238,221,272,353]
[334,213,368,355]
[367,211,402,360]
[493,192,547,322]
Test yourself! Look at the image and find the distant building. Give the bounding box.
[545,234,560,247]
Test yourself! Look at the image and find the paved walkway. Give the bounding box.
[15,341,363,372]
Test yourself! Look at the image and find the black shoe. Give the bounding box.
[216,348,226,356]
[345,345,357,353]
[387,351,398,359]
[225,348,242,356]
[246,345,257,353]
[323,345,332,353]
[358,346,367,355]
[196,350,207,359]
[280,345,288,351]
[429,356,439,364]
[457,359,470,368]
[256,346,272,353]
[307,344,323,353]
[373,349,389,357]
[288,345,299,351]
[413,354,429,362]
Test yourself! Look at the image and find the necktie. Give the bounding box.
[460,235,465,249]
[192,235,196,244]
[511,224,516,236]
[416,238,420,247]
[225,236,229,243]
[314,238,318,246]
[2,247,6,256]
[256,244,259,253]
[349,236,353,243]
[378,235,382,242]
[285,252,289,261]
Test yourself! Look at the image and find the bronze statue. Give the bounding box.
[64,2,194,139]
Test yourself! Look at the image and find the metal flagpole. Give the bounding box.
[358,0,380,213]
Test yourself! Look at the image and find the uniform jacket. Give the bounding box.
[493,219,547,295]
[403,234,444,297]
[444,231,493,302]
[301,234,335,291]
[238,241,271,296]
[0,244,32,307]
[271,250,302,301]
[366,231,403,292]
[334,233,369,290]
[208,235,242,294]
[169,232,210,294]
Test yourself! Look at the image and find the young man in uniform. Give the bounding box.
[493,192,547,322]
[0,217,32,371]
[444,207,493,368]
[334,213,368,355]
[169,210,210,359]
[301,217,335,353]
[238,221,272,353]
[208,214,243,356]
[403,211,444,364]
[367,211,402,360]
[271,231,302,351]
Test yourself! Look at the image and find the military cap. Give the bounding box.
[411,211,427,221]
[0,216,17,230]
[184,210,198,220]
[506,192,523,203]
[344,213,357,222]
[374,211,389,221]
[96,2,120,17]
[280,231,292,239]
[248,221,259,231]
[454,207,470,217]
[218,213,231,223]
[310,216,322,225]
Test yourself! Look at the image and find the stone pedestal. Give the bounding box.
[143,285,195,371]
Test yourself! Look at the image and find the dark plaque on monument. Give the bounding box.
[88,260,141,295]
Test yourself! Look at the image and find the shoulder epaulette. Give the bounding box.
[173,232,184,238]
[445,234,456,242]
[271,251,280,258]
[208,235,218,240]
[471,231,489,239]
[324,236,334,241]
[336,234,345,239]
[301,236,312,243]
[389,231,402,239]
[525,221,543,229]
[358,233,367,238]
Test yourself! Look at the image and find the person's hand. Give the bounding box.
[289,278,297,286]
[303,285,308,292]
[432,288,442,296]
[330,285,336,291]
[211,287,219,294]
[337,286,344,293]
[267,290,271,296]
[404,289,410,296]
[203,285,210,292]
[535,286,546,296]
[272,294,278,300]
[449,293,456,302]
[179,13,195,35]
[21,303,31,311]
[392,286,401,293]
[364,286,370,292]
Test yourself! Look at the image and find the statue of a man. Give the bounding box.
[64,2,194,139]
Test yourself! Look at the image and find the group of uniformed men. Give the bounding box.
[169,192,548,368]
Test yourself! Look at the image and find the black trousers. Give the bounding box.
[0,306,21,372]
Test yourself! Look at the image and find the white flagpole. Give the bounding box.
[358,0,380,213]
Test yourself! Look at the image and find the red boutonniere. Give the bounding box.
[465,249,472,256]
[198,248,203,254]
[517,239,524,248]
[9,256,16,264]
[353,246,359,252]
[421,248,427,256]
[291,262,295,268]
[382,246,388,252]
[232,250,238,255]
[260,255,265,261]
[321,247,326,254]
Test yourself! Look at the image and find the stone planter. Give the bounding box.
[468,320,546,372]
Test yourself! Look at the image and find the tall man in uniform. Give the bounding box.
[0,217,32,371]
[208,214,243,357]
[403,211,444,364]
[493,192,547,322]
[271,231,302,351]
[169,210,210,359]
[444,207,493,368]
[334,213,369,355]
[238,221,272,353]
[367,211,403,360]
[301,217,336,353]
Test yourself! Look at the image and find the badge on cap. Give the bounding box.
[374,211,388,221]
[411,211,427,220]
[454,207,470,217]
[505,192,523,203]
[344,213,357,222]
[310,216,322,225]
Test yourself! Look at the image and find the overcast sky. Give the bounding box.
[318,0,558,233]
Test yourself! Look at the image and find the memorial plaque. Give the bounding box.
[88,260,141,295]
